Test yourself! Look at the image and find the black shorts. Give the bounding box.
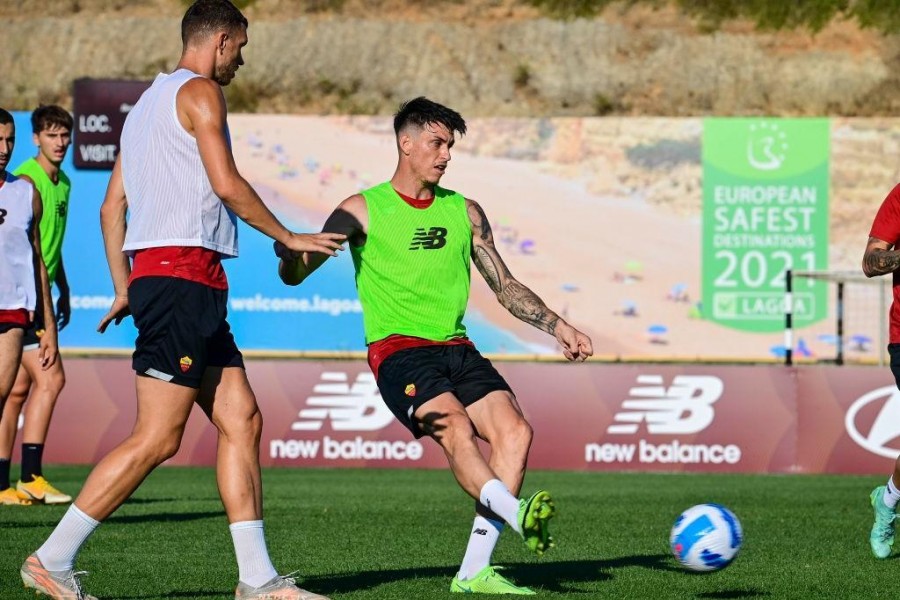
[22,309,47,350]
[889,344,900,389]
[0,322,26,335]
[376,344,513,438]
[129,276,243,389]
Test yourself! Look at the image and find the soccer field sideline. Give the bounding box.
[0,466,890,599]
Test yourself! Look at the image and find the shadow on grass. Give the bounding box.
[106,510,223,525]
[115,591,224,599]
[302,554,679,595]
[697,591,770,599]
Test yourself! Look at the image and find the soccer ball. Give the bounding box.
[669,503,743,572]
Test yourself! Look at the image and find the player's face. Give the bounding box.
[213,26,247,87]
[34,124,71,166]
[0,122,15,174]
[408,122,454,185]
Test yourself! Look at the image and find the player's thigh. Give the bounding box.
[19,344,65,387]
[465,389,530,444]
[132,374,197,443]
[195,366,260,431]
[414,391,477,440]
[0,328,24,399]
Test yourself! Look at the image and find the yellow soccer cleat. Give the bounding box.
[0,487,33,506]
[17,476,73,505]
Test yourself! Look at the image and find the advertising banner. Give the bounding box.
[72,78,151,169]
[9,112,891,361]
[702,118,830,332]
[31,359,900,475]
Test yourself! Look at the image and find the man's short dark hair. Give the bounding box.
[31,105,73,134]
[0,108,13,127]
[182,0,248,46]
[393,97,467,138]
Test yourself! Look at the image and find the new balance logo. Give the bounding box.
[291,372,394,431]
[607,375,724,435]
[409,227,448,250]
[473,528,488,535]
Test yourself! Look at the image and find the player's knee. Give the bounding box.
[217,408,262,443]
[495,416,533,457]
[154,437,183,463]
[8,374,31,403]
[35,370,65,397]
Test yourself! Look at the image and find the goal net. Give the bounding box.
[785,270,891,366]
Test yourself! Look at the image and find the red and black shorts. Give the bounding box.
[129,276,243,389]
[0,308,29,335]
[22,308,47,350]
[375,344,512,439]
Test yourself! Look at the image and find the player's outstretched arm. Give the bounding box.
[468,199,593,362]
[277,194,368,286]
[98,154,131,333]
[863,236,900,277]
[29,187,57,369]
[181,77,346,257]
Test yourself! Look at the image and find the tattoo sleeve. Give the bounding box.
[469,200,560,336]
[865,248,900,276]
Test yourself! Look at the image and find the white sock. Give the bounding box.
[884,477,900,509]
[458,515,504,580]
[36,504,100,571]
[479,479,521,534]
[230,520,279,588]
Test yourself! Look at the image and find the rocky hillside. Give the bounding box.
[1,0,897,117]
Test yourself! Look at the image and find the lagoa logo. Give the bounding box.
[845,386,900,458]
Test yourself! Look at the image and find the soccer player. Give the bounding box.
[0,105,74,507]
[20,2,344,599]
[0,107,59,509]
[276,97,594,594]
[864,183,900,558]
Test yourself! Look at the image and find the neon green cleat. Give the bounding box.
[870,486,896,559]
[517,490,556,556]
[450,566,536,595]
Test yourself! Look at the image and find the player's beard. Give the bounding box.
[214,60,239,86]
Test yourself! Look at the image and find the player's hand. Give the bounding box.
[98,295,131,333]
[283,232,347,257]
[554,321,593,362]
[56,292,71,330]
[37,330,58,370]
[273,240,301,261]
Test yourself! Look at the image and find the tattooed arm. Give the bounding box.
[468,199,593,361]
[862,237,900,278]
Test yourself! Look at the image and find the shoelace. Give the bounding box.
[66,570,90,600]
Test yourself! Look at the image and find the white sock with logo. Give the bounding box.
[883,477,900,509]
[230,520,279,588]
[36,504,100,572]
[479,479,522,534]
[458,515,504,580]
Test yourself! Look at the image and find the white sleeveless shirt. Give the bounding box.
[0,174,37,311]
[121,69,238,257]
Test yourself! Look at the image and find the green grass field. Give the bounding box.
[0,466,890,599]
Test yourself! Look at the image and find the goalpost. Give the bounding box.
[784,269,890,366]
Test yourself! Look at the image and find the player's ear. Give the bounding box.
[398,132,412,156]
[33,132,40,147]
[216,31,229,53]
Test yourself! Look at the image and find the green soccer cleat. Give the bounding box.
[870,485,896,559]
[517,490,556,556]
[450,566,536,595]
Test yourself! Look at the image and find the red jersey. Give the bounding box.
[869,183,900,343]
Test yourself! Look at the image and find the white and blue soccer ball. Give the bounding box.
[670,503,743,572]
